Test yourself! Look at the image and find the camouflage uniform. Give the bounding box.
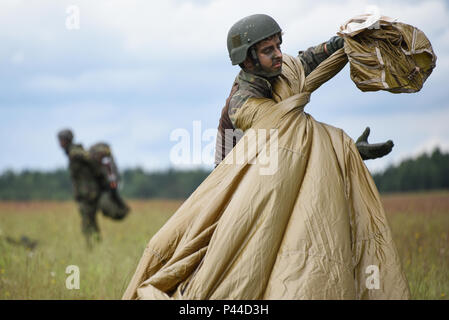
[65,143,102,245]
[215,37,341,165]
[62,139,130,248]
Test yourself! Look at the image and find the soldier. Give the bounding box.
[57,129,130,248]
[215,14,394,166]
[57,129,102,248]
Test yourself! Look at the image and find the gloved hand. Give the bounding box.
[355,127,394,160]
[326,36,345,55]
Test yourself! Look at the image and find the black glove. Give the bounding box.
[326,36,345,55]
[356,127,394,160]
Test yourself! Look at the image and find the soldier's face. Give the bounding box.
[255,35,283,74]
[59,138,68,148]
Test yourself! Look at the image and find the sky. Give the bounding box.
[0,0,448,173]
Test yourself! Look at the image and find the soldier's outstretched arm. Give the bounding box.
[355,127,394,160]
[298,36,344,76]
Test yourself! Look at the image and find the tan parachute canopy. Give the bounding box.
[338,14,436,93]
[122,14,435,300]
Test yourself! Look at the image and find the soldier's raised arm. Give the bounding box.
[298,36,344,76]
[297,37,395,160]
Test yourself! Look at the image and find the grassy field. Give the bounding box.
[0,192,448,300]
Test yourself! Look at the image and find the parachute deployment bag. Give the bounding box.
[339,15,436,93]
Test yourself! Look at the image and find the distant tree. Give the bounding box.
[373,147,449,193]
[0,167,211,200]
[120,167,211,199]
[0,169,72,200]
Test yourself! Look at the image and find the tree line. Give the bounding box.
[0,147,447,200]
[0,167,211,200]
[372,147,449,193]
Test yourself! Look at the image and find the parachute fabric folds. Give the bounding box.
[339,14,436,93]
[121,15,438,299]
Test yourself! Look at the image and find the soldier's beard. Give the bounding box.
[252,57,283,78]
[252,65,282,78]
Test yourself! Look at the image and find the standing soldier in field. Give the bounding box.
[215,14,394,166]
[57,129,130,248]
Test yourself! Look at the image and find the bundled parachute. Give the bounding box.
[122,14,436,300]
[338,14,437,93]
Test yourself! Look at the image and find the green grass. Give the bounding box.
[0,200,181,299]
[0,193,448,299]
[382,192,449,300]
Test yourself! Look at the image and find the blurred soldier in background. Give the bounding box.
[57,129,130,248]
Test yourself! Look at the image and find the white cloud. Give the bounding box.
[327,106,449,173]
[0,102,173,170]
[25,68,160,93]
[0,0,448,173]
[11,51,24,64]
[412,137,449,156]
[1,0,447,60]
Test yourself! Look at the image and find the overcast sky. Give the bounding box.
[0,0,448,173]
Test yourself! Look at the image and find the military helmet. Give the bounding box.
[57,129,74,143]
[227,14,282,65]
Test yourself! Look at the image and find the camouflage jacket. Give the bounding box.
[214,38,340,165]
[66,143,104,202]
